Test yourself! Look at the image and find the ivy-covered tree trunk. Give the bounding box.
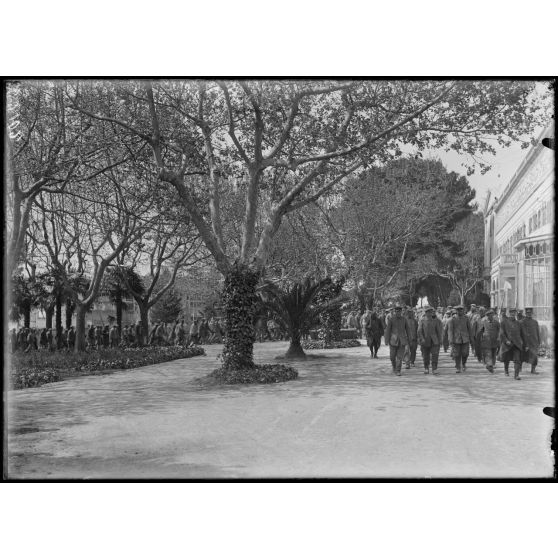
[285,328,306,359]
[221,263,259,370]
[317,279,344,348]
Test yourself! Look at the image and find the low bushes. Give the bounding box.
[206,364,298,385]
[9,345,205,390]
[302,339,362,350]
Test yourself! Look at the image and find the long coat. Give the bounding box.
[447,315,473,344]
[499,317,523,356]
[418,317,443,347]
[520,317,540,363]
[385,315,410,347]
[364,313,384,345]
[476,318,500,349]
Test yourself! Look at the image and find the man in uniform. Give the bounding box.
[476,308,500,373]
[471,306,486,361]
[442,309,452,352]
[499,308,524,380]
[404,308,418,369]
[417,306,443,375]
[364,309,384,359]
[520,307,541,374]
[517,309,525,322]
[384,305,409,376]
[447,304,473,373]
[467,304,477,321]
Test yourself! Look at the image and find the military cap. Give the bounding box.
[485,309,495,315]
[470,304,477,308]
[455,304,464,310]
[508,308,517,313]
[524,307,533,312]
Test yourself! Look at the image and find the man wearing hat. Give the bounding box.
[442,309,453,352]
[499,308,524,380]
[447,305,473,373]
[520,307,541,374]
[418,306,443,375]
[471,306,486,362]
[404,308,419,369]
[384,305,410,376]
[467,304,477,321]
[363,308,384,359]
[475,308,500,373]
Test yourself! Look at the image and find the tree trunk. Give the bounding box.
[65,299,74,329]
[45,306,54,329]
[115,292,123,330]
[23,302,31,328]
[221,263,260,370]
[55,294,63,348]
[139,301,150,345]
[74,304,87,353]
[285,329,306,360]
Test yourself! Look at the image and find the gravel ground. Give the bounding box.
[5,341,555,479]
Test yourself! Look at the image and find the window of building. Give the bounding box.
[524,242,553,321]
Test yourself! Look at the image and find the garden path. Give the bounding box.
[6,341,555,478]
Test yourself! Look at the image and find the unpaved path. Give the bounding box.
[6,342,554,478]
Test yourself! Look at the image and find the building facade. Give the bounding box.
[484,124,554,337]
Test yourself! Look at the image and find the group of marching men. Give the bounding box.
[358,304,542,378]
[8,316,227,353]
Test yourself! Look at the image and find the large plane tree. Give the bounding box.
[66,79,550,372]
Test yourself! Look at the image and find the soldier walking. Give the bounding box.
[404,308,418,369]
[520,307,540,374]
[364,309,384,359]
[476,308,500,373]
[417,306,443,375]
[447,304,473,373]
[499,308,524,380]
[384,305,409,376]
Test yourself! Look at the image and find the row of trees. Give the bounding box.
[6,80,550,367]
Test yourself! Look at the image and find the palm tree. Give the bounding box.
[258,277,333,359]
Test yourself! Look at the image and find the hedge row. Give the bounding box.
[301,339,362,350]
[10,345,205,390]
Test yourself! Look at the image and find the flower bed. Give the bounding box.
[205,363,298,385]
[9,346,205,390]
[301,339,362,350]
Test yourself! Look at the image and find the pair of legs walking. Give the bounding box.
[502,346,522,380]
[404,341,418,369]
[420,344,440,375]
[368,337,381,358]
[389,343,406,375]
[452,342,469,373]
[482,347,497,373]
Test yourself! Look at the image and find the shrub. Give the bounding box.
[9,345,205,390]
[206,363,298,385]
[302,339,362,350]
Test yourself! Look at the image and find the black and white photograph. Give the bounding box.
[3,78,555,480]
